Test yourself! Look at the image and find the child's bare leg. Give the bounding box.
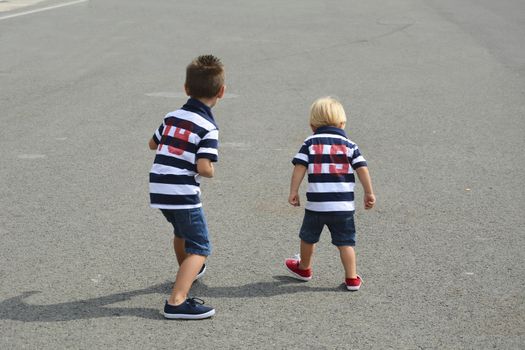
[299,240,315,270]
[168,254,207,305]
[338,246,357,279]
[173,237,187,266]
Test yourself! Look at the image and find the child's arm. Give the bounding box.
[289,164,307,206]
[197,158,214,178]
[148,138,157,150]
[355,166,376,209]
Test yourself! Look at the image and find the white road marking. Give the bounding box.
[220,142,250,149]
[146,91,239,99]
[18,154,46,159]
[0,0,46,13]
[0,0,87,21]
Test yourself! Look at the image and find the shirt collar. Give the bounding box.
[314,126,347,137]
[181,98,217,127]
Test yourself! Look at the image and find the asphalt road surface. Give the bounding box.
[1,0,524,349]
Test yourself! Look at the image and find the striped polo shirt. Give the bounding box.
[149,98,219,209]
[292,126,367,214]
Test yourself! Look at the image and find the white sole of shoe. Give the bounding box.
[164,309,215,320]
[284,261,312,281]
[346,275,362,291]
[194,264,206,281]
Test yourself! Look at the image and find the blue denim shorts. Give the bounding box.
[299,210,356,246]
[160,207,211,256]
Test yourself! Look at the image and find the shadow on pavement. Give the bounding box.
[193,275,344,298]
[0,276,343,322]
[0,282,170,322]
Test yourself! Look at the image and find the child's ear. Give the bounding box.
[216,85,226,99]
[310,124,317,132]
[184,84,190,96]
[339,121,346,129]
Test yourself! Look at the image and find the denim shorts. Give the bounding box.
[299,210,356,246]
[160,207,211,256]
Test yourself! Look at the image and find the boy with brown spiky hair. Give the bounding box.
[148,55,225,319]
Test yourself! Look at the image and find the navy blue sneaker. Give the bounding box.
[164,298,215,320]
[194,264,206,281]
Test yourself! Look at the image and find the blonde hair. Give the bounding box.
[309,97,347,129]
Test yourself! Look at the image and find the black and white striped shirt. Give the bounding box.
[292,126,367,214]
[149,98,219,209]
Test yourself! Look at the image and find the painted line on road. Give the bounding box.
[0,0,87,21]
[221,142,250,149]
[18,154,47,159]
[146,91,239,99]
[0,1,47,13]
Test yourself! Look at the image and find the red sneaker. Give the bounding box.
[284,256,312,281]
[345,275,362,291]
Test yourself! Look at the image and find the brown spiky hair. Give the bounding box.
[185,55,224,98]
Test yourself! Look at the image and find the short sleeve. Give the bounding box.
[152,123,164,145]
[196,129,219,162]
[292,143,309,167]
[350,146,367,170]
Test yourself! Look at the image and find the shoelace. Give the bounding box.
[187,297,206,306]
[293,253,301,260]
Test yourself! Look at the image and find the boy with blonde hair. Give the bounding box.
[148,55,225,319]
[286,97,375,290]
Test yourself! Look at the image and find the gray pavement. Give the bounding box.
[1,0,524,349]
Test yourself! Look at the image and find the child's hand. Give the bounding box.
[364,193,376,209]
[289,192,301,206]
